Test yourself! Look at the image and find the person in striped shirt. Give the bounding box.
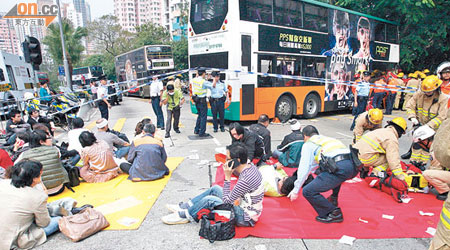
[162,142,264,226]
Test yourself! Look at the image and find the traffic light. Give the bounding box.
[22,36,42,70]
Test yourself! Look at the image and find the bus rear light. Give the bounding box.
[190,32,194,36]
[189,27,192,32]
[224,19,228,24]
[222,25,226,30]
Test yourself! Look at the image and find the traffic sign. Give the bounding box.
[58,66,65,76]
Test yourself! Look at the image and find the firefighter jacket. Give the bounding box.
[354,126,402,175]
[353,111,381,143]
[405,90,448,130]
[433,195,450,247]
[406,78,420,90]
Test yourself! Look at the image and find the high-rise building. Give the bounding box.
[114,0,169,33]
[0,12,21,55]
[73,0,89,27]
[168,0,187,41]
[85,2,92,23]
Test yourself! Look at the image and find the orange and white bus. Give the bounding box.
[188,0,400,121]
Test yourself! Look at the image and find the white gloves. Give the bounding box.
[410,118,419,126]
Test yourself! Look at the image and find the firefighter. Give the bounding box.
[354,117,407,180]
[394,72,406,110]
[437,61,450,108]
[403,75,448,168]
[402,73,420,111]
[352,108,383,144]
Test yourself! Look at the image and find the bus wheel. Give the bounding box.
[275,95,293,122]
[303,94,320,119]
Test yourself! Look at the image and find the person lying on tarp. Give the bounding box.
[287,125,359,223]
[259,165,313,197]
[161,142,264,227]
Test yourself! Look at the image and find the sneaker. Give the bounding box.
[165,204,183,213]
[220,128,225,132]
[165,133,170,138]
[161,212,190,225]
[174,129,181,134]
[198,133,210,138]
[213,129,218,133]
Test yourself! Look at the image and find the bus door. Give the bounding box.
[240,34,257,120]
[5,65,17,90]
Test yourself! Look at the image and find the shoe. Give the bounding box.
[437,192,448,201]
[165,204,183,213]
[401,149,412,160]
[194,131,199,135]
[165,133,170,138]
[174,129,181,134]
[220,128,225,132]
[327,195,339,207]
[161,127,165,130]
[161,212,190,225]
[213,129,218,133]
[198,133,210,137]
[71,204,94,215]
[315,208,343,223]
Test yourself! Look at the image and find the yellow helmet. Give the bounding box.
[421,75,443,92]
[419,72,426,79]
[423,69,430,74]
[389,117,407,132]
[368,108,383,125]
[408,73,414,78]
[397,72,404,78]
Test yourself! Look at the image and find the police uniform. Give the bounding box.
[191,75,211,136]
[354,126,404,179]
[352,111,381,143]
[405,91,448,164]
[292,135,358,219]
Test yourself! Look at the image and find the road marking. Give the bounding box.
[309,119,318,122]
[207,122,213,126]
[85,121,96,130]
[336,132,353,138]
[323,117,339,121]
[113,118,126,132]
[213,138,221,146]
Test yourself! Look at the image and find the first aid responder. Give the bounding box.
[402,73,421,111]
[394,72,406,110]
[437,61,450,108]
[287,125,359,224]
[352,108,383,144]
[403,75,448,167]
[354,117,407,180]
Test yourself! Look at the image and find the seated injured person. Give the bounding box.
[162,142,264,227]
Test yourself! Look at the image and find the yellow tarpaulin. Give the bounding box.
[48,157,184,230]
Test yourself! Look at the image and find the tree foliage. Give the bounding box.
[171,38,188,71]
[42,18,87,70]
[87,15,135,57]
[134,23,171,48]
[82,54,116,81]
[336,0,450,72]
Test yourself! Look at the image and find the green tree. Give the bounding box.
[336,0,450,72]
[87,15,134,57]
[171,38,188,71]
[134,23,171,47]
[82,54,116,81]
[42,18,87,75]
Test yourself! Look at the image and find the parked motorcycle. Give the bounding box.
[47,88,80,130]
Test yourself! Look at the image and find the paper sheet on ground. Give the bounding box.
[48,157,184,230]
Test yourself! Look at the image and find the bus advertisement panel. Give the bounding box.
[188,0,399,122]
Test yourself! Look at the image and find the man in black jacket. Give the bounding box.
[273,120,304,158]
[249,114,271,157]
[230,122,264,162]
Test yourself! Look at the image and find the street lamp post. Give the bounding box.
[56,0,72,90]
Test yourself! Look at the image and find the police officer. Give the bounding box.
[403,75,448,168]
[288,125,359,223]
[350,70,371,130]
[191,70,213,137]
[209,71,227,133]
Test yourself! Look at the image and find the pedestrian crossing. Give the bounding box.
[84,117,185,132]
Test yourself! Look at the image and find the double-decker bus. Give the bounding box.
[188,0,400,121]
[115,45,175,98]
[72,66,104,87]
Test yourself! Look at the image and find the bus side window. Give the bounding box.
[258,57,273,87]
[274,0,303,27]
[386,24,398,43]
[0,69,4,82]
[303,3,327,32]
[375,22,386,42]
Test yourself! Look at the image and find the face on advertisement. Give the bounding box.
[330,63,350,100]
[356,17,371,56]
[333,11,350,50]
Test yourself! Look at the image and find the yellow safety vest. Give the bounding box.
[192,77,207,96]
[308,135,347,163]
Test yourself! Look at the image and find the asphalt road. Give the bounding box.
[38,96,431,250]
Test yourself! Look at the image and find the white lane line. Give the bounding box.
[213,138,221,146]
[336,132,353,138]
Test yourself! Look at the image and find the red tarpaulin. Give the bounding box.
[214,166,442,239]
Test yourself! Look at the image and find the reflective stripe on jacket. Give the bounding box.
[308,135,348,162]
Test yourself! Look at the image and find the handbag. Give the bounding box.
[63,162,80,187]
[198,204,236,243]
[58,208,109,242]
